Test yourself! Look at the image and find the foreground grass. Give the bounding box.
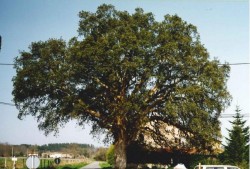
[57,162,88,169]
[0,158,88,169]
[99,162,113,169]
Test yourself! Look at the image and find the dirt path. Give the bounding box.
[80,161,101,169]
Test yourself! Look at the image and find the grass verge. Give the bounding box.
[99,162,113,169]
[57,162,88,169]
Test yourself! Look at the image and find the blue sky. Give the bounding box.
[0,0,249,147]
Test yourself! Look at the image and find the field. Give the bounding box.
[0,157,89,169]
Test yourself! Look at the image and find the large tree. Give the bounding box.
[12,4,231,168]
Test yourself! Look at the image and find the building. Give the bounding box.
[141,121,223,154]
[41,152,73,158]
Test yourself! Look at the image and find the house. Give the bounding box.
[141,121,223,154]
[127,121,223,167]
[42,152,73,158]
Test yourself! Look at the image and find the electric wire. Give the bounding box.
[0,102,15,106]
[0,63,14,65]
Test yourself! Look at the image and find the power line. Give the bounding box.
[218,63,250,66]
[219,114,249,118]
[229,63,250,65]
[0,63,14,65]
[0,102,15,106]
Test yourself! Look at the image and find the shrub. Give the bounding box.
[94,148,107,161]
[106,145,115,166]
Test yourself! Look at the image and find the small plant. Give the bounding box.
[106,145,115,166]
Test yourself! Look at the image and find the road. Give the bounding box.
[80,161,101,169]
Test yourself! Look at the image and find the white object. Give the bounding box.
[174,163,187,169]
[26,156,40,169]
[12,157,17,169]
[11,157,17,161]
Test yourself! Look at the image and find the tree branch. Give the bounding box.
[93,77,109,89]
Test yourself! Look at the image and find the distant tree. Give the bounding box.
[93,147,107,161]
[28,145,39,155]
[81,148,91,158]
[221,106,249,166]
[12,4,231,168]
[68,143,81,158]
[0,143,11,157]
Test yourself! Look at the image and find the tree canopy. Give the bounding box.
[12,4,231,168]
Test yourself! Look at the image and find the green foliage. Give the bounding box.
[93,148,107,161]
[106,145,115,166]
[220,106,249,167]
[99,162,113,169]
[39,143,93,152]
[12,4,232,167]
[197,157,220,166]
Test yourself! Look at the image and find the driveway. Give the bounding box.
[80,161,101,169]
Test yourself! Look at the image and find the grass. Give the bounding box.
[57,162,88,169]
[99,162,113,169]
[0,158,55,169]
[0,157,30,169]
[0,158,88,169]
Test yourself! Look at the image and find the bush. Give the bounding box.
[94,148,107,161]
[106,145,115,166]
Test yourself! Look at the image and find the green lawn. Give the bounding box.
[57,162,88,169]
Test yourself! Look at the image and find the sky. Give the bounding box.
[0,0,249,147]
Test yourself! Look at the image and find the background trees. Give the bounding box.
[0,143,95,158]
[12,4,231,168]
[220,106,249,168]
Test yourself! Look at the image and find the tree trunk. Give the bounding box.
[114,135,127,169]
